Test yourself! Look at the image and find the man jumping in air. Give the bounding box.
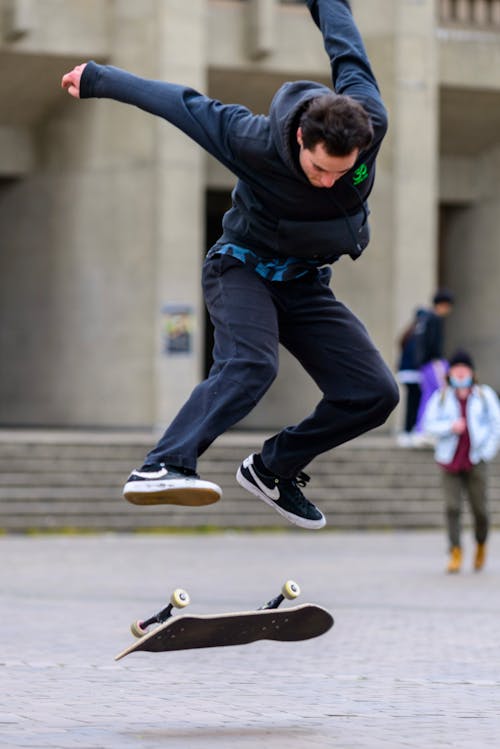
[62,0,399,530]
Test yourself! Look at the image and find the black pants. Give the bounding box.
[146,256,399,478]
[403,383,422,433]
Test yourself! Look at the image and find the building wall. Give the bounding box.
[0,0,499,430]
[441,145,500,386]
[0,0,207,428]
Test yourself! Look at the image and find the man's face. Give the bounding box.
[435,302,453,317]
[297,127,359,188]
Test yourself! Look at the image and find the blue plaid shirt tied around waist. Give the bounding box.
[207,243,325,282]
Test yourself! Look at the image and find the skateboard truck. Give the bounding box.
[258,579,301,610]
[130,580,300,637]
[130,588,190,638]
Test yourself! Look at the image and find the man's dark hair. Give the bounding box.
[299,93,373,156]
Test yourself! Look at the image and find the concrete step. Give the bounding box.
[0,429,498,531]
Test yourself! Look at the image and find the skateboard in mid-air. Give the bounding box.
[115,580,334,661]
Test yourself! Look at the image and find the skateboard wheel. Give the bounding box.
[170,588,190,609]
[282,580,300,600]
[130,620,147,638]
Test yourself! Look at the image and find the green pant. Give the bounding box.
[441,461,489,549]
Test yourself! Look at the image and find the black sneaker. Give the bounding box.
[236,454,326,530]
[123,463,222,506]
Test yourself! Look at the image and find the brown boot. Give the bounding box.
[447,546,462,574]
[474,543,486,572]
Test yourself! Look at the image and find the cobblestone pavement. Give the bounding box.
[2,530,500,749]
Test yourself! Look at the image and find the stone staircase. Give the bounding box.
[0,429,499,532]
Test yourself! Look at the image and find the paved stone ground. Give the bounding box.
[2,530,500,749]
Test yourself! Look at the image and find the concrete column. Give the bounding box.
[442,146,500,391]
[152,0,208,428]
[246,0,275,59]
[392,0,438,328]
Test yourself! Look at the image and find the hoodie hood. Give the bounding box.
[216,78,373,262]
[269,80,333,175]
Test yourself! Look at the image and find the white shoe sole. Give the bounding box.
[123,477,222,506]
[236,467,326,530]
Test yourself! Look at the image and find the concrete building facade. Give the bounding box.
[0,0,499,430]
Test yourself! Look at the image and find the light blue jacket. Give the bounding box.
[423,385,500,465]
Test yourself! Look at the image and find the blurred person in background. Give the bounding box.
[396,307,426,446]
[413,288,455,438]
[423,350,500,574]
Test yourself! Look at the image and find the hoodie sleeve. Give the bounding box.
[79,61,264,174]
[305,0,387,141]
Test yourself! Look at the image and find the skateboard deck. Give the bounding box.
[115,603,333,660]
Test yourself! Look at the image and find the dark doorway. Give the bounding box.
[438,203,469,287]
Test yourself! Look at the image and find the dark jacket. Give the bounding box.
[397,308,427,371]
[413,310,446,367]
[80,0,387,263]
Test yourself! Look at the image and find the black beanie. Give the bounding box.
[449,349,474,370]
[433,288,454,305]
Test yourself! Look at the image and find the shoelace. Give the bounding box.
[284,472,314,510]
[294,471,310,488]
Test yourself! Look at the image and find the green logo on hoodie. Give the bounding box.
[353,163,368,186]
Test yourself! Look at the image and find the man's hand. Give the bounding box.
[61,64,87,99]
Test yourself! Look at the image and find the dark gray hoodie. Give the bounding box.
[80,0,387,264]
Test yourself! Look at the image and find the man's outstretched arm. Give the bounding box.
[305,0,387,139]
[61,61,263,178]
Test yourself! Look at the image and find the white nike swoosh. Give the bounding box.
[248,464,280,501]
[132,467,168,480]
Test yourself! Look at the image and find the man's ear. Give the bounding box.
[296,127,303,147]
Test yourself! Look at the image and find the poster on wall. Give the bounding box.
[161,304,194,355]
